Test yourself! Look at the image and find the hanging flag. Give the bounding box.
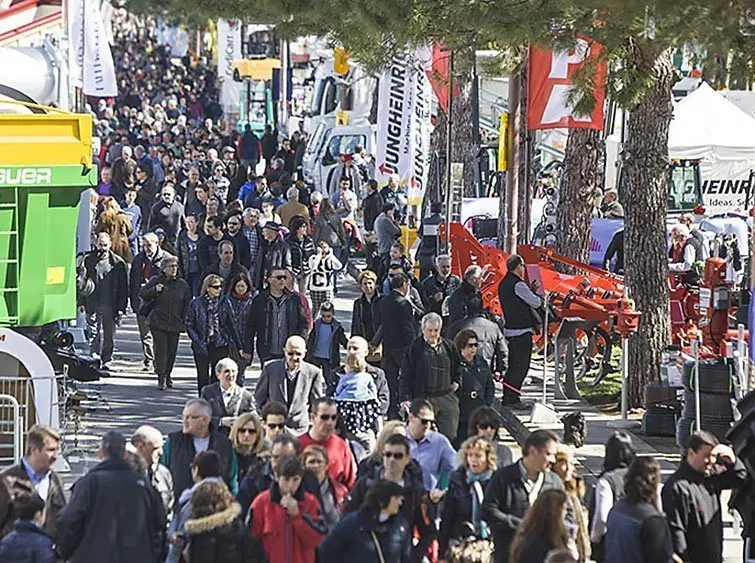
[498,113,509,171]
[217,19,243,112]
[68,0,118,97]
[527,38,606,131]
[375,53,433,206]
[416,44,457,114]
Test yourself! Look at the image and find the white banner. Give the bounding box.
[217,18,243,112]
[375,54,433,206]
[68,0,118,97]
[699,159,754,214]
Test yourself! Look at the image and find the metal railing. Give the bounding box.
[0,394,22,465]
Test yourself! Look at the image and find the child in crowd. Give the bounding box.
[305,301,348,387]
[308,242,342,312]
[0,482,55,563]
[251,455,324,563]
[333,351,381,452]
[379,241,413,292]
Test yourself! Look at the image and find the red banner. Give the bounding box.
[424,44,457,114]
[527,39,607,131]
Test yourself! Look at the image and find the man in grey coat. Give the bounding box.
[373,203,402,258]
[254,335,325,435]
[447,295,508,375]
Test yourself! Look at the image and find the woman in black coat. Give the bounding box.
[184,480,263,563]
[318,480,411,563]
[439,436,498,558]
[286,215,317,294]
[454,329,495,445]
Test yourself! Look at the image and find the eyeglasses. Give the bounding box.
[419,418,434,426]
[266,423,285,430]
[382,451,405,460]
[209,284,222,289]
[477,423,495,431]
[466,342,479,349]
[318,414,338,421]
[238,428,257,435]
[273,275,288,280]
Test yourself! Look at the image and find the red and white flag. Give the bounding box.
[527,39,607,131]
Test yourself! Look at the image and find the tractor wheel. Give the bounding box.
[643,411,679,437]
[681,360,733,395]
[676,416,733,448]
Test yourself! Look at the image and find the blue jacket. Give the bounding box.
[317,511,412,563]
[0,520,55,563]
[605,499,673,563]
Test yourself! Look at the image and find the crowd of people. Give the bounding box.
[0,11,748,563]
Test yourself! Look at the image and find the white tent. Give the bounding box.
[668,82,755,213]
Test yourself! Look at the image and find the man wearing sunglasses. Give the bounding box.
[244,268,309,364]
[344,434,435,559]
[405,399,457,499]
[298,398,357,489]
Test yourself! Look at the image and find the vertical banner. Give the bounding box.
[527,38,606,131]
[68,0,118,97]
[217,19,243,114]
[375,54,433,206]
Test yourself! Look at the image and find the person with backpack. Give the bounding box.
[588,431,637,561]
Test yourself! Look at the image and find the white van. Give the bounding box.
[302,122,376,196]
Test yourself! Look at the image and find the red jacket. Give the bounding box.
[251,483,325,563]
[298,432,357,489]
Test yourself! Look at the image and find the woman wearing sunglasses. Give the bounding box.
[229,413,268,480]
[186,274,231,395]
[454,329,495,446]
[467,406,514,469]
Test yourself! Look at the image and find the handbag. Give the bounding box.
[448,538,494,563]
[370,531,386,563]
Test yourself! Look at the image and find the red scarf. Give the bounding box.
[232,289,248,300]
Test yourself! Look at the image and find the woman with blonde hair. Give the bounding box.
[552,445,590,562]
[185,480,261,562]
[186,274,231,394]
[229,413,268,479]
[333,350,381,451]
[509,490,571,563]
[95,196,133,263]
[439,436,498,559]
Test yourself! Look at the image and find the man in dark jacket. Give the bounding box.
[130,233,172,371]
[197,215,225,273]
[448,264,483,325]
[362,179,384,232]
[661,431,747,563]
[0,425,65,541]
[223,213,252,269]
[57,431,167,563]
[84,232,128,369]
[160,398,238,502]
[351,270,382,344]
[400,312,461,441]
[481,429,567,563]
[244,267,309,363]
[421,254,461,321]
[447,296,508,375]
[135,163,159,221]
[255,222,292,290]
[147,184,185,245]
[371,273,421,418]
[203,241,249,294]
[240,124,260,169]
[260,125,277,164]
[415,202,445,282]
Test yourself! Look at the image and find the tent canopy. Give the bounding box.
[668,82,755,160]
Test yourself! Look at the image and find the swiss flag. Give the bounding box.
[527,39,607,131]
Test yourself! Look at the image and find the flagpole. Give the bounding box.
[443,49,454,253]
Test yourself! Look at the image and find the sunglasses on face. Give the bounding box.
[382,451,405,460]
[266,423,285,430]
[477,424,495,431]
[273,275,287,280]
[238,428,256,435]
[466,342,479,349]
[419,418,434,426]
[209,284,222,289]
[318,414,338,421]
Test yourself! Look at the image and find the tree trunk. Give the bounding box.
[556,128,602,268]
[450,47,478,198]
[427,110,447,208]
[623,46,675,408]
[517,66,533,245]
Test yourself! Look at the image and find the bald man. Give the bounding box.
[131,425,173,517]
[254,336,325,435]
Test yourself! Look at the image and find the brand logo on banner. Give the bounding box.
[375,53,433,206]
[217,19,243,111]
[698,161,754,213]
[68,0,118,97]
[527,39,606,131]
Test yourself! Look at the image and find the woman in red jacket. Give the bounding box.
[251,455,325,563]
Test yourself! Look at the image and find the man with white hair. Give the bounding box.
[200,357,255,433]
[160,398,238,502]
[669,223,699,285]
[131,425,173,516]
[277,186,310,228]
[400,312,461,441]
[448,264,483,325]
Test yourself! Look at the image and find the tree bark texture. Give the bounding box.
[517,65,534,244]
[450,47,479,198]
[623,46,675,408]
[556,128,603,269]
